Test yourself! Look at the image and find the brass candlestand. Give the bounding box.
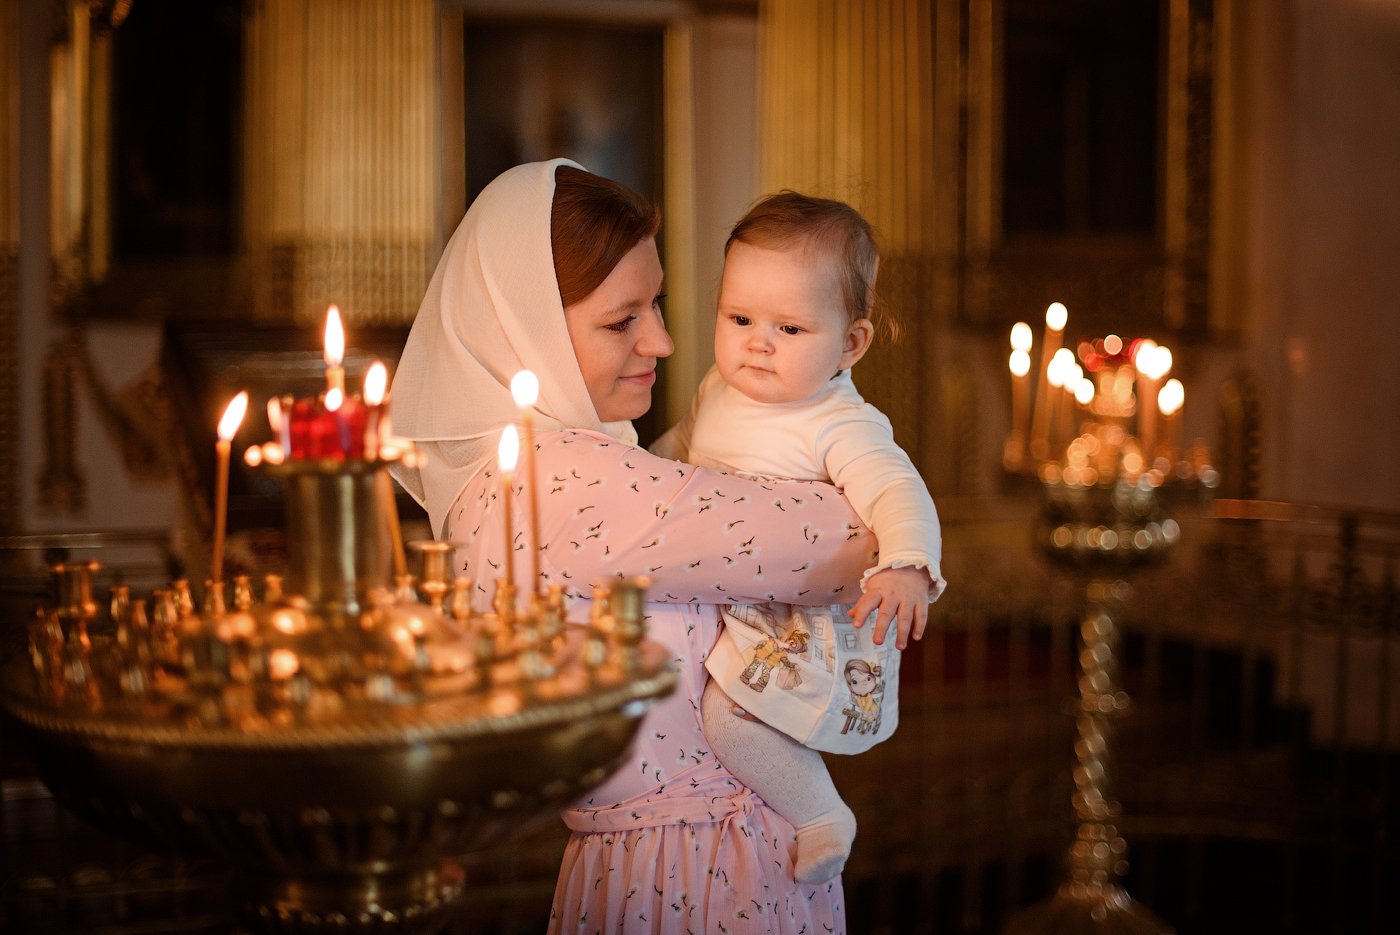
[2,453,675,935]
[1006,478,1180,935]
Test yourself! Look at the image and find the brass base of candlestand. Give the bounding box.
[2,630,676,935]
[1011,478,1182,935]
[1005,884,1175,935]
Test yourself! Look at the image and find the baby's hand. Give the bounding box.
[848,566,931,650]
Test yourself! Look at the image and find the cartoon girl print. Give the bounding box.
[739,628,811,693]
[840,658,884,735]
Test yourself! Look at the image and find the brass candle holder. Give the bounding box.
[1,448,676,935]
[1004,323,1218,935]
[1007,477,1187,935]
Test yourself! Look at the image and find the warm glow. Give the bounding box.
[244,446,263,467]
[1046,355,1067,389]
[1132,338,1158,370]
[1074,378,1095,406]
[364,361,388,405]
[1151,345,1174,379]
[1009,349,1031,378]
[498,424,520,473]
[1158,378,1185,416]
[324,306,345,367]
[266,397,284,433]
[268,648,300,680]
[1010,322,1033,352]
[1136,344,1172,380]
[218,391,249,442]
[1045,302,1068,332]
[510,369,540,408]
[324,387,344,413]
[262,442,286,465]
[1104,334,1124,356]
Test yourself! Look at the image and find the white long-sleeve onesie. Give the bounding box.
[653,366,945,752]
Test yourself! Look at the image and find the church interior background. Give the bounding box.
[2,0,1399,932]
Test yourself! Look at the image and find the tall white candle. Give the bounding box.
[510,370,542,596]
[212,391,249,585]
[1029,303,1068,460]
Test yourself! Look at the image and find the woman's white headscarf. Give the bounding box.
[390,158,639,537]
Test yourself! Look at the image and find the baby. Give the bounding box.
[652,192,945,883]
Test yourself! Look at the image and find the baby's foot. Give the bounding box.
[794,802,856,884]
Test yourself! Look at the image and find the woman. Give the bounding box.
[391,160,874,934]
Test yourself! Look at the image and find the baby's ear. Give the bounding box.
[839,318,875,370]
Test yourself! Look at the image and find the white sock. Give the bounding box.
[701,681,856,883]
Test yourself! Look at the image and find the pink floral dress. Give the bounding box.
[445,430,877,934]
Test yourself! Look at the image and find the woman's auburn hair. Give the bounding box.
[550,166,661,307]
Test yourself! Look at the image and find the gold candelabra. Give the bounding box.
[1004,309,1217,935]
[1,312,676,935]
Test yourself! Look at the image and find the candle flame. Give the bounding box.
[1158,378,1185,416]
[510,369,540,408]
[325,387,344,413]
[364,361,388,405]
[1045,302,1068,332]
[1047,356,1067,389]
[324,305,344,367]
[218,391,249,442]
[498,424,520,473]
[1009,322,1033,352]
[1137,344,1172,380]
[1104,334,1123,356]
[1074,378,1095,406]
[262,442,286,464]
[1131,338,1158,370]
[244,445,263,467]
[266,397,283,433]
[1009,349,1031,378]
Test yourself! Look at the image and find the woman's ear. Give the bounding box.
[839,318,875,370]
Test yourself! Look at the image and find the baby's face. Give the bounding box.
[714,241,866,405]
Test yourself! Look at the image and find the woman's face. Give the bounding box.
[564,238,673,422]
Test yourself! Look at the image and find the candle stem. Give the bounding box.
[502,473,515,588]
[377,471,408,579]
[521,413,541,595]
[212,439,231,584]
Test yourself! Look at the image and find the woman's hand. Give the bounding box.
[848,566,932,650]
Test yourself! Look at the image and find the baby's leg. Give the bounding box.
[701,680,856,883]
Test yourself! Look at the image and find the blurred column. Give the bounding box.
[1,0,19,535]
[244,0,439,325]
[759,0,960,487]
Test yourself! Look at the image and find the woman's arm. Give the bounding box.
[528,429,875,605]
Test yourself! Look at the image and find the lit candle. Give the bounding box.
[363,361,406,578]
[1029,302,1068,460]
[324,305,345,395]
[497,425,520,588]
[363,361,388,461]
[1158,378,1185,463]
[1134,341,1172,459]
[212,391,249,585]
[510,370,542,595]
[1007,323,1033,468]
[267,396,290,452]
[1045,351,1068,457]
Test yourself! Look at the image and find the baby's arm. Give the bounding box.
[532,429,875,605]
[819,411,946,650]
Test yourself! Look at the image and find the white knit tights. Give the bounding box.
[700,681,856,883]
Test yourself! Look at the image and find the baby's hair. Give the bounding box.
[726,191,898,342]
